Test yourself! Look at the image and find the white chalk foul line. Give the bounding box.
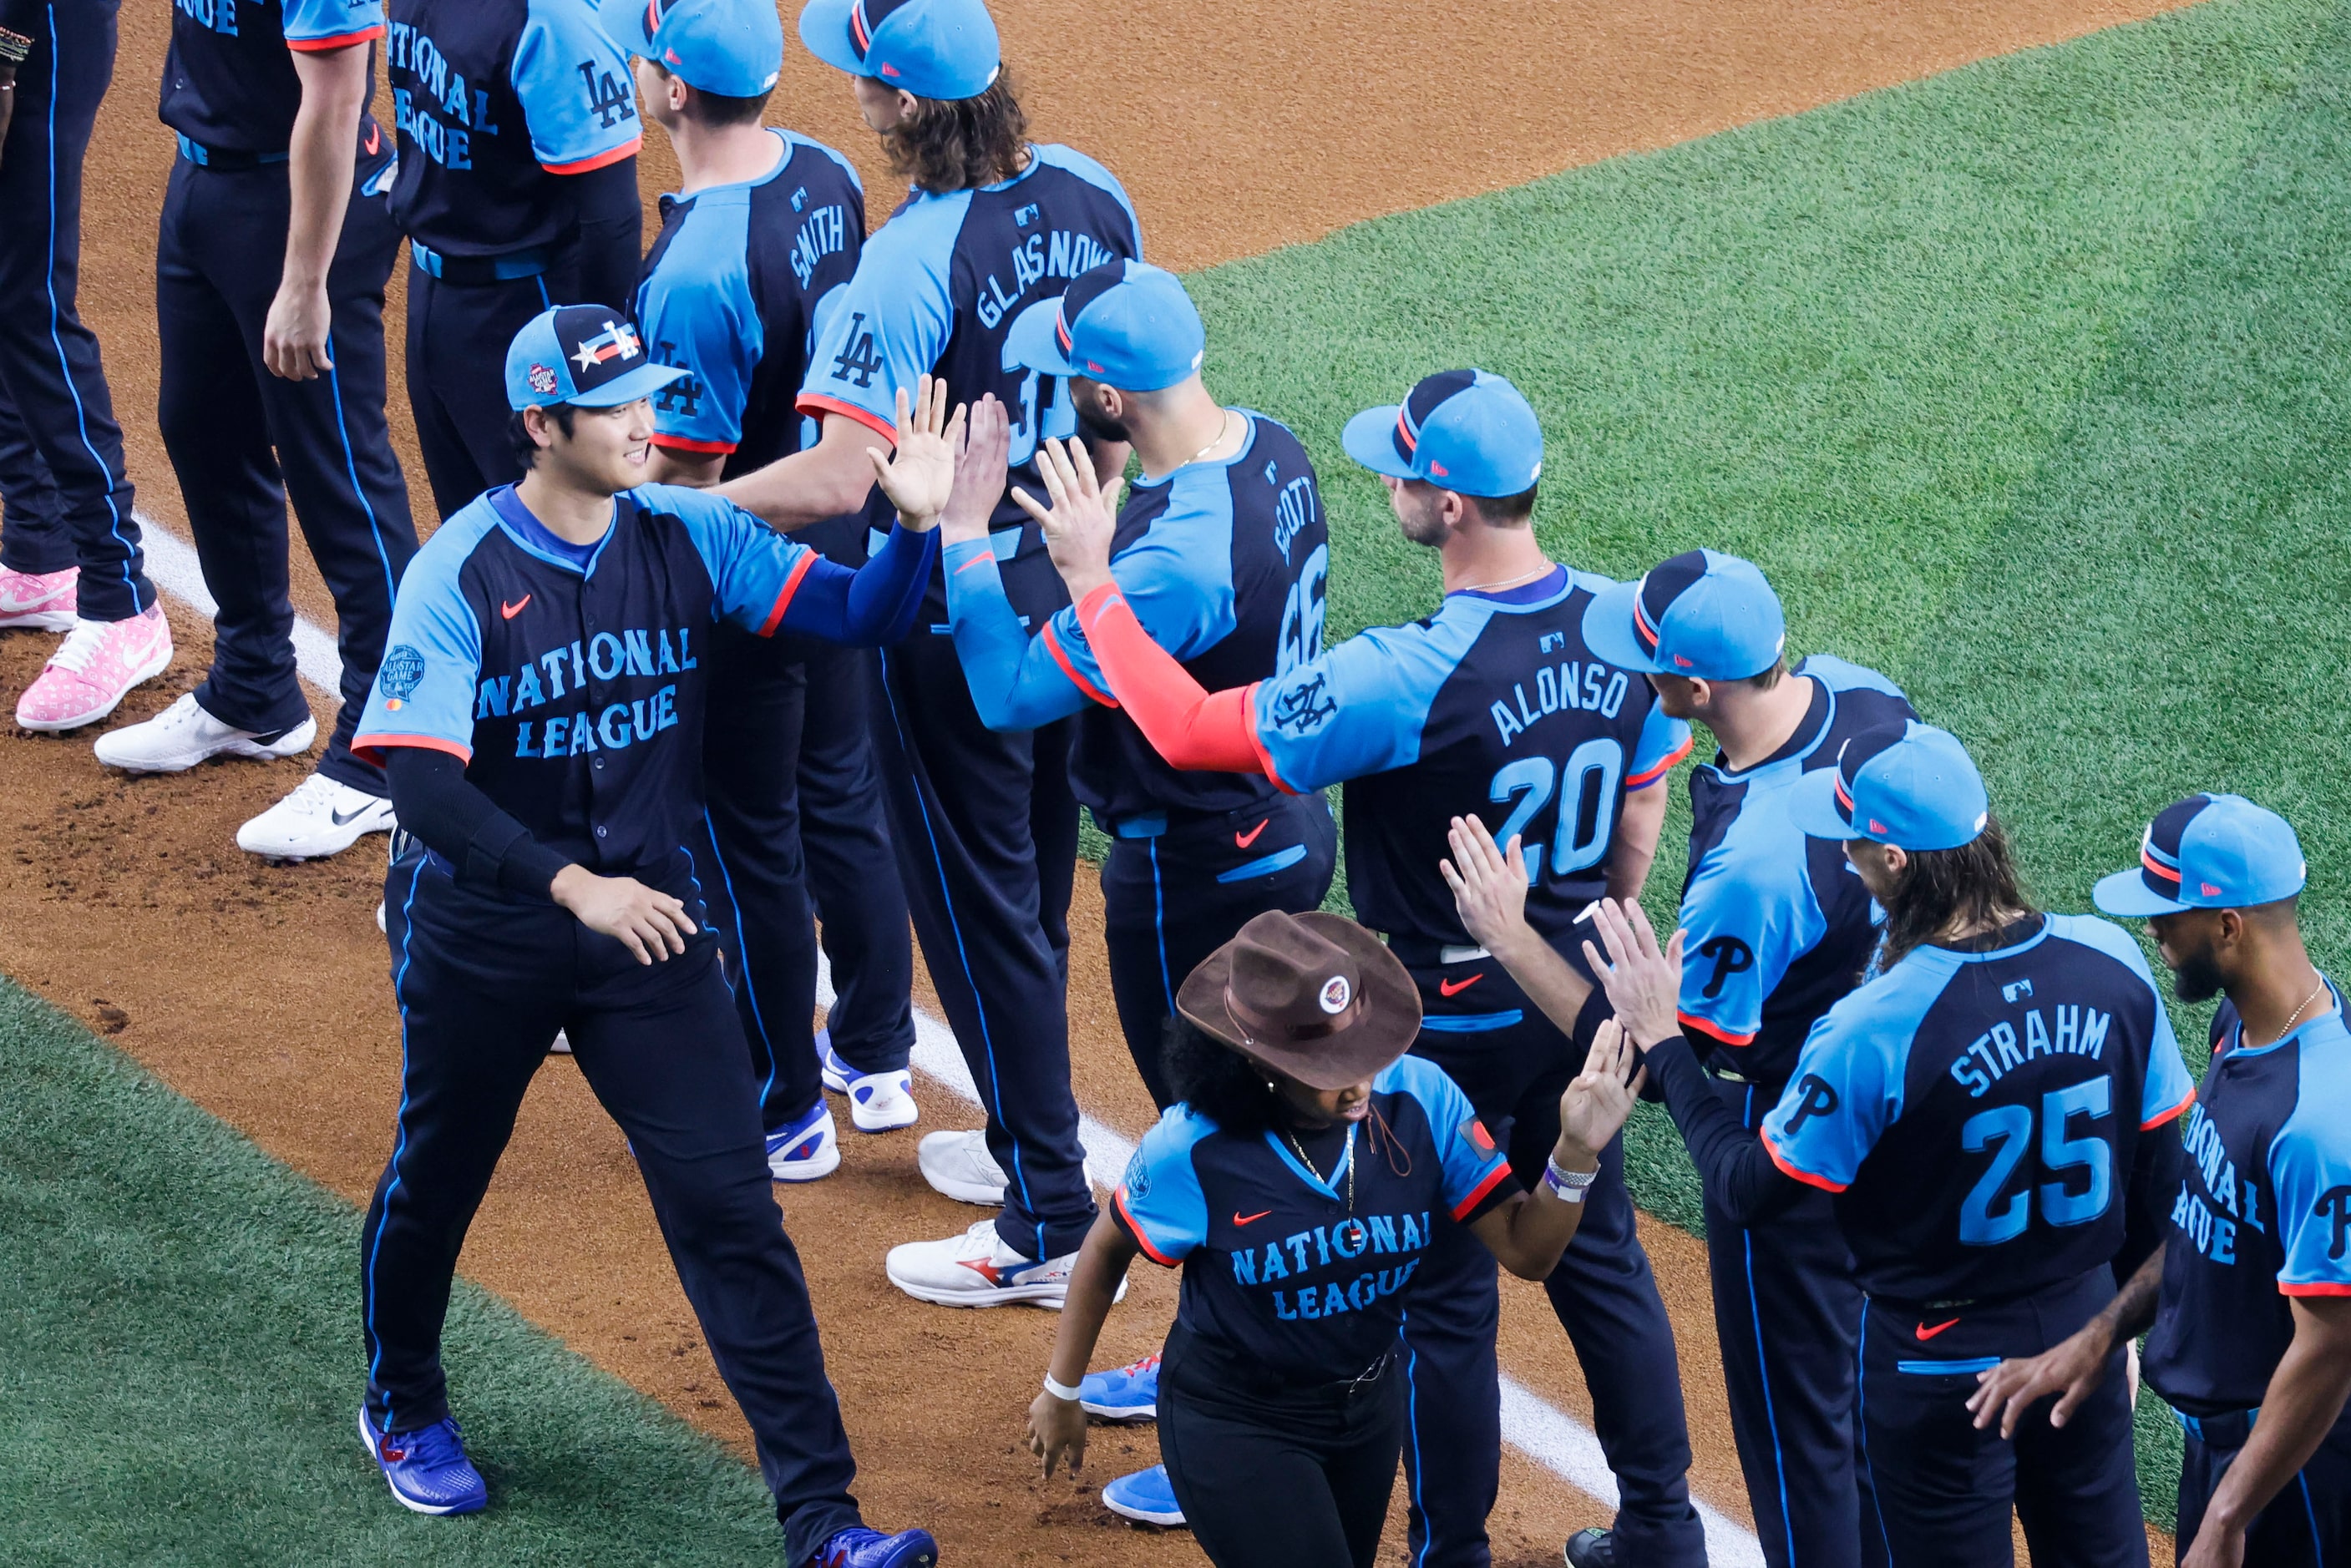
[148,506,1757,1563]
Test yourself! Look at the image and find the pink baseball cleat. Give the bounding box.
[15,603,173,732]
[0,564,79,631]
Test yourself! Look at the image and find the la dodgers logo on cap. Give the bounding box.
[504,303,689,411]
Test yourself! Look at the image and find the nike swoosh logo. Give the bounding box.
[1233,1210,1272,1227]
[501,595,531,620]
[953,554,994,575]
[1234,819,1269,848]
[1439,974,1483,997]
[1916,1318,1961,1341]
[330,803,383,827]
[363,122,381,155]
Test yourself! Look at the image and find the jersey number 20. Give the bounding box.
[1958,1079,2113,1246]
[1489,740,1624,883]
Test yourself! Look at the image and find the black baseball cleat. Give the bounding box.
[1564,1527,1619,1568]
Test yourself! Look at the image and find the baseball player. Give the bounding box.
[1545,723,2193,1566]
[717,0,1143,1306]
[611,0,917,1178]
[1011,373,1710,1566]
[1578,550,1910,1568]
[1976,794,2351,1568]
[0,0,170,733]
[387,0,645,519]
[348,304,944,1568]
[92,0,420,863]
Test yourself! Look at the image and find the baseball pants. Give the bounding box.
[0,0,150,620]
[1097,792,1337,1110]
[2176,1402,2351,1567]
[155,140,417,789]
[869,539,1092,1263]
[365,847,864,1564]
[403,264,555,521]
[1397,951,1707,1568]
[1857,1270,2144,1568]
[1709,1076,1889,1568]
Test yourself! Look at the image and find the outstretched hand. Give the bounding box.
[940,393,1011,547]
[864,375,966,531]
[1559,1018,1645,1159]
[1012,436,1124,601]
[1440,815,1533,959]
[1582,898,1685,1048]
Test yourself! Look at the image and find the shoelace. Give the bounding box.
[46,619,111,675]
[278,772,343,814]
[381,1417,466,1471]
[1118,1352,1161,1378]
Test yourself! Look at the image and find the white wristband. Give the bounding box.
[1042,1372,1082,1403]
[1543,1156,1598,1204]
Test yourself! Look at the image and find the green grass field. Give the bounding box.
[10,0,2350,1549]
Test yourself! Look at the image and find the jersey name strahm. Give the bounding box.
[789,204,849,291]
[388,23,500,170]
[1228,1211,1432,1323]
[2169,1101,2265,1264]
[1490,660,1629,747]
[973,230,1120,330]
[1948,1002,2113,1096]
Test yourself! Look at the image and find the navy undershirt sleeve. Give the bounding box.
[2116,1117,2183,1285]
[569,155,643,320]
[779,522,933,645]
[384,746,574,899]
[1642,1033,1811,1224]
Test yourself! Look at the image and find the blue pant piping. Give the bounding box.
[362,854,428,1432]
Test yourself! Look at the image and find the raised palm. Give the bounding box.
[866,374,966,530]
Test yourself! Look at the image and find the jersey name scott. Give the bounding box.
[1229,1211,1432,1323]
[1489,659,1631,747]
[1946,1000,2114,1095]
[2171,1101,2265,1265]
[973,230,1122,329]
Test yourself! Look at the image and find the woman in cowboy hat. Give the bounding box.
[1024,908,1644,1567]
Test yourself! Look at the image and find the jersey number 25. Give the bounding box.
[1959,1078,2114,1246]
[1489,739,1623,883]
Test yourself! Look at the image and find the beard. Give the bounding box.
[1075,401,1131,447]
[2172,944,2227,1004]
[1396,497,1448,548]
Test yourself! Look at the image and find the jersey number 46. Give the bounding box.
[1959,1079,2114,1246]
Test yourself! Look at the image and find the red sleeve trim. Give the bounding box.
[1112,1187,1182,1268]
[1627,736,1695,790]
[1449,1161,1513,1222]
[1762,1130,1849,1194]
[287,23,385,50]
[1679,1010,1756,1047]
[2280,1281,2351,1297]
[542,136,641,175]
[2141,1087,2197,1131]
[798,392,897,444]
[652,434,737,456]
[757,550,818,637]
[1040,620,1117,707]
[352,733,474,767]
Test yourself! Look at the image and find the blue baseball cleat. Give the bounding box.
[357,1407,488,1515]
[818,1029,920,1132]
[809,1525,940,1566]
[1102,1463,1185,1527]
[1078,1351,1160,1420]
[765,1099,842,1182]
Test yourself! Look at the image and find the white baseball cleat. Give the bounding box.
[884,1217,1122,1310]
[236,772,396,861]
[93,691,317,773]
[917,1128,1009,1206]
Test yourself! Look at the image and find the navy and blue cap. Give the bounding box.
[797,0,999,100]
[1340,369,1543,499]
[2094,793,2308,917]
[505,305,687,411]
[1580,549,1786,680]
[599,0,782,98]
[1003,260,1204,392]
[1789,721,1989,852]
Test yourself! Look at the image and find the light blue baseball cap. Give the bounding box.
[1003,261,1205,392]
[2094,794,2308,917]
[505,305,685,411]
[600,0,783,98]
[1581,549,1788,680]
[798,0,1000,100]
[1788,721,1989,852]
[1340,369,1543,499]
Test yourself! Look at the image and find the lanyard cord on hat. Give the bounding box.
[1283,1121,1357,1213]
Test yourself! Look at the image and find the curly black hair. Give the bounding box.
[1162,1014,1283,1136]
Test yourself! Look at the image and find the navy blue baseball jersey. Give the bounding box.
[2142,989,2351,1414]
[352,483,930,883]
[634,129,864,476]
[1243,567,1691,951]
[945,410,1328,823]
[1112,1055,1515,1381]
[796,143,1141,537]
[161,0,387,154]
[1760,913,2196,1305]
[1675,655,1917,1083]
[385,0,639,255]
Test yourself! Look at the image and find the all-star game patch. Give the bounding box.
[377,645,426,711]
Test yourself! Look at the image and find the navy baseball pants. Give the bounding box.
[156,141,417,789]
[1710,1076,1888,1568]
[691,620,913,1138]
[403,264,554,521]
[365,847,864,1563]
[870,539,1092,1262]
[2176,1402,2351,1567]
[1857,1269,2143,1568]
[1097,792,1337,1110]
[1399,951,1706,1568]
[0,0,150,620]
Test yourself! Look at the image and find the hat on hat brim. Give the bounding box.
[796,0,866,76]
[1578,578,1666,675]
[1177,913,1421,1091]
[1340,405,1417,483]
[570,361,688,410]
[1787,769,1861,842]
[2092,867,2191,918]
[1003,297,1077,378]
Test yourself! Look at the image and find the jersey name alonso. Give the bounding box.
[162,0,387,154]
[1245,567,1691,951]
[1113,1055,1515,1382]
[1761,913,2196,1305]
[1675,655,1915,1084]
[2142,989,2351,1414]
[385,0,639,256]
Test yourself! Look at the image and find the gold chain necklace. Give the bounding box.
[1284,1121,1357,1212]
[2255,974,2331,1048]
[1454,563,1553,596]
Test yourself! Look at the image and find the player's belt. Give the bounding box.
[174,133,290,170]
[2174,1408,2259,1448]
[408,239,555,285]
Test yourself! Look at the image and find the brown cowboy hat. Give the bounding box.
[1176,910,1422,1091]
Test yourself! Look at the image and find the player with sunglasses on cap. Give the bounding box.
[1021,908,1644,1568]
[1974,794,2351,1568]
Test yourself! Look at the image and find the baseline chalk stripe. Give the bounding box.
[143,505,1758,1560]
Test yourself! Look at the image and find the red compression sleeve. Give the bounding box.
[1076,584,1268,776]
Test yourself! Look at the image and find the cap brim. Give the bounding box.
[1340,406,1417,481]
[1787,770,1864,842]
[594,0,656,56]
[1176,913,1421,1092]
[795,0,870,76]
[1579,578,1664,674]
[1001,299,1077,378]
[2092,867,2190,918]
[570,362,688,409]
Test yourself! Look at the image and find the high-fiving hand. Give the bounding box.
[1440,814,1533,959]
[1583,898,1686,1049]
[1011,435,1124,601]
[940,392,1011,547]
[864,374,966,532]
[1559,1018,1646,1159]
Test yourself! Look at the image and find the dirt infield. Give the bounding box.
[6,0,2191,1559]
